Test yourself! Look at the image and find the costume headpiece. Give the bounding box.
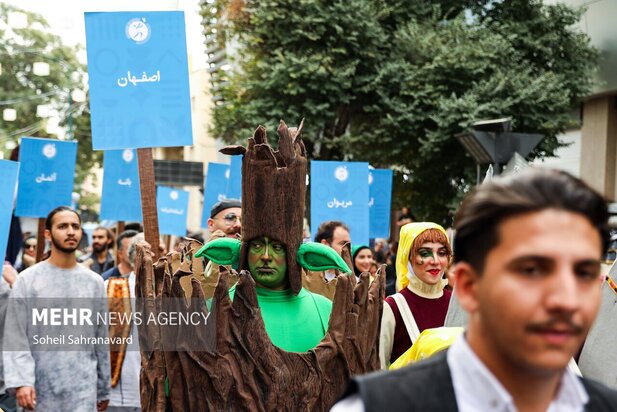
[220,120,307,294]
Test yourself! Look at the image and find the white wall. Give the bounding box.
[531,129,581,177]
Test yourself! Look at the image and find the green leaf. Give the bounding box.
[297,242,351,274]
[194,238,242,266]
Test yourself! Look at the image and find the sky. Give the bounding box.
[3,0,207,70]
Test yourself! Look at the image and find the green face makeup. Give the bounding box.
[415,246,448,266]
[247,237,288,290]
[418,249,435,261]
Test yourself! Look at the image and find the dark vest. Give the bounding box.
[348,352,617,412]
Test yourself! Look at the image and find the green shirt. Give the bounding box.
[228,285,332,352]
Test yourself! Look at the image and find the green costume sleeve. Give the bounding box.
[296,242,351,274]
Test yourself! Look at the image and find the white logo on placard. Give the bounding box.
[122,149,134,163]
[126,18,151,45]
[224,169,230,179]
[368,172,374,185]
[42,144,56,159]
[170,190,179,200]
[334,166,349,182]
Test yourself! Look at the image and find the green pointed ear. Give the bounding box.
[297,242,351,274]
[194,238,241,266]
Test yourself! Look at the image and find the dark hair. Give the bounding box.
[117,229,139,250]
[314,221,350,244]
[124,222,143,232]
[186,231,205,244]
[93,226,114,245]
[45,206,81,231]
[454,169,609,273]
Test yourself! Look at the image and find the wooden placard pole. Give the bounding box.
[35,217,45,262]
[115,220,125,263]
[165,235,171,255]
[137,148,161,260]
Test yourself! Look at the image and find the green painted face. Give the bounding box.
[247,237,288,290]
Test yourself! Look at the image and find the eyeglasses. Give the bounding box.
[25,244,36,250]
[215,213,241,225]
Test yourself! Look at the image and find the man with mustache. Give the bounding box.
[197,199,243,298]
[207,199,242,239]
[334,169,617,411]
[81,226,115,276]
[3,206,111,411]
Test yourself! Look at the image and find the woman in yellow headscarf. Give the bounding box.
[379,222,452,368]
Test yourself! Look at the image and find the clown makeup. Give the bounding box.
[410,242,449,285]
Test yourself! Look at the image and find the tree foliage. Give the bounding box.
[203,0,598,225]
[0,4,99,187]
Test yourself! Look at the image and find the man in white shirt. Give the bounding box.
[3,206,110,411]
[332,169,617,411]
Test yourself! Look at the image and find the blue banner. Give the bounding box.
[100,149,142,222]
[310,161,370,245]
[157,186,189,236]
[0,160,19,264]
[15,137,77,218]
[85,11,193,150]
[201,162,230,228]
[369,169,393,239]
[226,155,242,200]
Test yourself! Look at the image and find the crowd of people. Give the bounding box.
[2,167,617,411]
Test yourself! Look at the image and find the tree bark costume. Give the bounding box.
[302,243,354,301]
[135,120,384,411]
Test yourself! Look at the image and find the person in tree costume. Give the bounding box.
[134,120,385,411]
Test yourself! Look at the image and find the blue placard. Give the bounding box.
[369,169,393,239]
[310,161,370,245]
[85,11,193,150]
[15,137,77,218]
[0,160,19,264]
[157,186,189,236]
[226,155,242,200]
[201,162,230,228]
[100,149,142,222]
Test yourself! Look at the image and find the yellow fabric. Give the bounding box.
[395,222,449,291]
[389,327,464,370]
